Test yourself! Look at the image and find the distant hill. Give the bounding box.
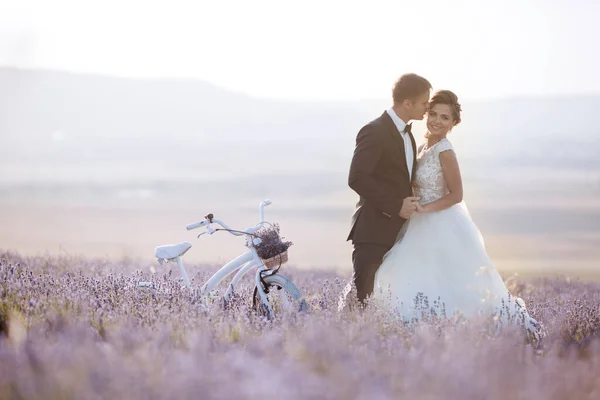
[0,66,598,186]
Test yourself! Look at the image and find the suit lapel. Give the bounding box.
[381,112,411,184]
[409,131,417,183]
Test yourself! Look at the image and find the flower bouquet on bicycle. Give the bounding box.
[249,223,292,270]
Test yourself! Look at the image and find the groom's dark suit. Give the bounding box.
[347,111,417,304]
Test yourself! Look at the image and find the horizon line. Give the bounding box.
[2,64,600,104]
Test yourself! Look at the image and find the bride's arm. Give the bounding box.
[418,150,463,213]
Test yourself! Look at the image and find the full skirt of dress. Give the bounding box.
[373,202,539,334]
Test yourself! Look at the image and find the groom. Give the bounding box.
[346,73,432,306]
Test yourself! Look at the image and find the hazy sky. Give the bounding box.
[1,0,599,101]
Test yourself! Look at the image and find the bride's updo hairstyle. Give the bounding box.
[429,90,462,125]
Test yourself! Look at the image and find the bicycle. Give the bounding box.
[138,199,308,319]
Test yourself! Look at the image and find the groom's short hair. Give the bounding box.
[392,73,432,104]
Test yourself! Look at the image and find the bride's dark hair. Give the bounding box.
[428,90,462,125]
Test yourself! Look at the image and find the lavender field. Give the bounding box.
[1,250,599,399]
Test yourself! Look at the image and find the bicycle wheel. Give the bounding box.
[252,273,308,319]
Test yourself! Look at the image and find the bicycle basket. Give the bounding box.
[261,250,289,269]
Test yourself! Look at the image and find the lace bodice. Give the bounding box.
[413,138,455,204]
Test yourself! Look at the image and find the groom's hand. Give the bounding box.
[399,197,420,219]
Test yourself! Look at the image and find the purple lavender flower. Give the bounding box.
[0,251,599,399]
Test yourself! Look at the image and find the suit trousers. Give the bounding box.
[352,243,391,304]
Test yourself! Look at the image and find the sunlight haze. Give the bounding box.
[1,0,599,100]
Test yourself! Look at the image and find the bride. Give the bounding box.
[373,90,541,337]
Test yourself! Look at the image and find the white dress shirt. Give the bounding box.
[386,108,414,181]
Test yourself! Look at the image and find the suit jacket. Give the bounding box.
[347,111,417,247]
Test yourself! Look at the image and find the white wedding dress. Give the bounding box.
[373,138,540,335]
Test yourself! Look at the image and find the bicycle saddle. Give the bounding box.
[155,242,192,260]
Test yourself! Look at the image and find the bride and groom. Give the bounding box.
[345,73,540,336]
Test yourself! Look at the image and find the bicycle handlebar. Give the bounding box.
[186,199,272,236]
[259,199,271,222]
[186,220,206,230]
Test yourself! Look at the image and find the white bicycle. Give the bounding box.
[139,199,308,319]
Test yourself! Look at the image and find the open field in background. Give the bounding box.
[1,177,599,279]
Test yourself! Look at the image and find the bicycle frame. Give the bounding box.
[141,200,297,319]
[196,246,275,314]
